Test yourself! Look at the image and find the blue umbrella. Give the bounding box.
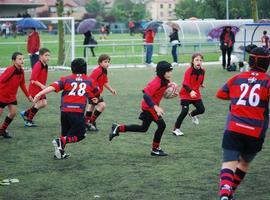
[143,21,162,32]
[76,18,97,34]
[17,18,47,29]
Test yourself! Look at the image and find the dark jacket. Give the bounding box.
[220,30,235,50]
[84,31,97,46]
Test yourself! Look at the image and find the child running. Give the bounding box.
[0,52,32,138]
[33,58,100,159]
[20,48,50,127]
[85,54,116,131]
[109,61,174,156]
[216,47,270,200]
[172,53,205,136]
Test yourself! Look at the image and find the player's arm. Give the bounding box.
[33,86,55,103]
[30,64,46,89]
[0,67,15,83]
[216,76,235,100]
[104,82,116,95]
[182,68,197,98]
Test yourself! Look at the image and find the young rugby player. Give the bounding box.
[216,47,270,200]
[33,58,100,159]
[172,53,206,136]
[85,54,116,131]
[20,48,50,127]
[109,61,174,156]
[0,52,32,138]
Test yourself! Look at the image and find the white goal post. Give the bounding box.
[0,17,75,66]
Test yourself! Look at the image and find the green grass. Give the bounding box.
[0,65,270,200]
[0,33,220,68]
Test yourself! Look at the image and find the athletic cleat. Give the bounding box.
[24,120,37,127]
[172,128,184,136]
[86,122,99,131]
[54,151,70,160]
[20,111,27,121]
[220,196,230,200]
[151,148,168,156]
[0,129,12,139]
[52,139,63,159]
[109,123,119,141]
[189,112,199,125]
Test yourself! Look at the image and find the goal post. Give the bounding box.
[0,17,75,68]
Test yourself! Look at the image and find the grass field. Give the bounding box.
[0,65,270,200]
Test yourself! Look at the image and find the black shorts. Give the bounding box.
[61,112,85,138]
[139,109,161,122]
[222,130,264,154]
[88,96,104,105]
[0,101,17,108]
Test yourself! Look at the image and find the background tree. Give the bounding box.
[85,0,105,17]
[251,0,258,22]
[56,0,65,65]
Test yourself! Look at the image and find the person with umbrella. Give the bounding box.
[220,26,235,70]
[83,30,97,58]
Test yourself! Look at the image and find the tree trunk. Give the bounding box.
[251,0,258,22]
[56,0,65,65]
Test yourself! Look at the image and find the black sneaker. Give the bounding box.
[86,122,99,131]
[109,123,119,141]
[0,129,12,139]
[54,151,70,160]
[151,148,168,156]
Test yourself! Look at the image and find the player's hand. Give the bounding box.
[111,88,117,95]
[154,105,164,116]
[33,94,41,103]
[41,85,47,90]
[28,96,33,102]
[200,84,205,88]
[91,97,98,104]
[190,90,197,98]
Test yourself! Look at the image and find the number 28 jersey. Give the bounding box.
[50,74,99,113]
[216,70,270,139]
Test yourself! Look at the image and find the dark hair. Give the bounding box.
[98,54,110,64]
[11,52,23,60]
[263,30,267,35]
[39,48,50,56]
[156,61,173,77]
[71,58,87,74]
[191,52,204,68]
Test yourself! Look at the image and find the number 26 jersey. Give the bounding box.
[50,74,99,113]
[216,70,270,139]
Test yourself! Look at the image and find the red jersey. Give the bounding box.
[179,66,205,100]
[89,66,108,94]
[27,31,40,54]
[216,70,270,139]
[50,74,99,113]
[145,30,155,43]
[141,76,167,111]
[0,66,29,103]
[28,60,48,97]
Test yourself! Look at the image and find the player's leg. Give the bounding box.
[151,117,167,156]
[189,99,205,125]
[172,100,189,135]
[88,100,106,131]
[24,98,47,127]
[0,104,16,138]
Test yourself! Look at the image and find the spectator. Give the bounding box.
[83,30,96,58]
[105,24,110,36]
[100,25,106,40]
[129,20,135,36]
[169,27,181,65]
[145,29,155,67]
[220,26,235,70]
[261,30,269,49]
[27,28,40,68]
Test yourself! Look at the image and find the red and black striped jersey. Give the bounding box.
[50,74,100,113]
[216,70,270,138]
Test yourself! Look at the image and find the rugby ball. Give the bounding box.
[164,82,178,99]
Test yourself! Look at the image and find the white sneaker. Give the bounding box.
[172,62,179,67]
[172,129,184,136]
[189,112,199,125]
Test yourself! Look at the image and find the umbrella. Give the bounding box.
[17,18,47,29]
[165,21,180,30]
[207,25,239,39]
[143,21,162,32]
[76,18,97,34]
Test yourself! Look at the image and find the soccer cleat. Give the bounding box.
[151,148,168,156]
[0,129,12,139]
[54,151,70,160]
[109,123,120,141]
[220,196,230,200]
[52,139,63,159]
[188,112,199,125]
[20,111,27,121]
[86,122,99,131]
[24,120,37,127]
[172,128,184,136]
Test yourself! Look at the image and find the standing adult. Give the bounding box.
[128,20,135,36]
[261,30,269,49]
[220,26,235,70]
[169,27,180,65]
[83,30,96,58]
[27,28,40,68]
[145,29,155,66]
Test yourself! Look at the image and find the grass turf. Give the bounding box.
[0,65,269,200]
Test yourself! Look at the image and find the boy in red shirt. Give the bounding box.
[172,53,205,136]
[109,61,174,156]
[20,48,50,127]
[0,52,32,138]
[33,58,100,159]
[216,47,270,200]
[85,54,116,131]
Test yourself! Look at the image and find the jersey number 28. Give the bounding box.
[68,82,86,96]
